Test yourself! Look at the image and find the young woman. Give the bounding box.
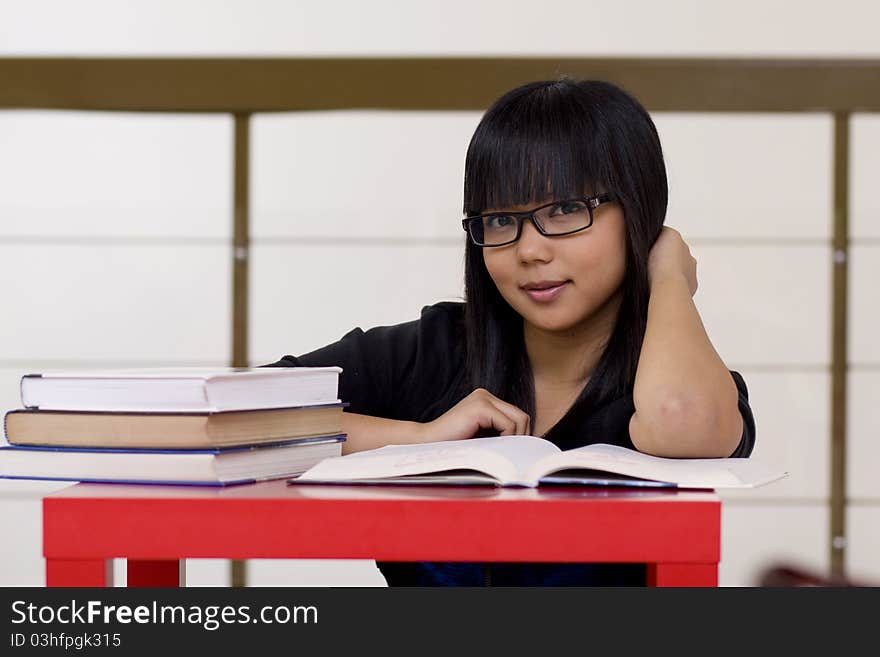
[267,78,756,586]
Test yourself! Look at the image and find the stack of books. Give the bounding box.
[0,367,346,486]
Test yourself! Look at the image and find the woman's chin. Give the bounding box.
[521,313,584,335]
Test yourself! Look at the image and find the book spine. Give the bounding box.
[20,374,41,410]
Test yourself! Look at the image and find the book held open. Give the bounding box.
[291,435,788,489]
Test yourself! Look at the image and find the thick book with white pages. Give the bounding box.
[0,435,345,486]
[291,436,788,489]
[20,367,341,413]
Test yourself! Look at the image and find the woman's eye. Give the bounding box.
[551,201,586,216]
[486,215,515,229]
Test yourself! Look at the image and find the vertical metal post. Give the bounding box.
[232,113,251,371]
[830,112,849,578]
[231,113,251,587]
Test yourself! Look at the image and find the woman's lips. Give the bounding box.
[522,281,570,302]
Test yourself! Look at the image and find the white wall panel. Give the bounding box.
[0,112,231,239]
[254,113,834,242]
[718,370,828,501]
[0,480,73,586]
[184,559,232,587]
[247,559,386,587]
[850,245,880,364]
[847,371,880,500]
[720,503,828,587]
[691,245,829,367]
[655,114,832,240]
[3,1,880,56]
[0,245,230,363]
[852,115,880,240]
[250,243,464,365]
[253,112,480,240]
[846,505,880,582]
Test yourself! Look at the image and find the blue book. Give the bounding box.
[0,434,345,487]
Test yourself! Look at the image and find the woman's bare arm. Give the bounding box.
[629,228,743,458]
[340,389,531,455]
[340,413,427,455]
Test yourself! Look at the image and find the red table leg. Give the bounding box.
[647,563,718,587]
[128,559,184,587]
[46,559,113,586]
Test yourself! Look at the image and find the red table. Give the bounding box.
[43,480,721,587]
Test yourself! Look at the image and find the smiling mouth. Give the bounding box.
[521,280,570,291]
[521,280,570,302]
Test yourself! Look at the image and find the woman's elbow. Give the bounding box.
[630,393,742,458]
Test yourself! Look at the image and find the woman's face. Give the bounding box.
[482,198,627,335]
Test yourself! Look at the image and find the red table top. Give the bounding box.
[43,480,721,563]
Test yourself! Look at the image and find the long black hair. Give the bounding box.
[463,78,668,421]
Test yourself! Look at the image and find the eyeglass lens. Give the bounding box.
[470,199,591,245]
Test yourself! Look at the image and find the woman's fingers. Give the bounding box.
[422,388,532,442]
[478,403,517,436]
[474,389,530,436]
[488,400,530,435]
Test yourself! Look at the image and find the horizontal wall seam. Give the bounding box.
[0,360,226,368]
[4,236,879,247]
[721,498,829,506]
[0,237,230,245]
[5,362,869,371]
[0,360,842,371]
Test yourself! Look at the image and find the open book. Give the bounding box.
[292,436,788,489]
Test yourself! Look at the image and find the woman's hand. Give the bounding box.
[647,226,698,296]
[416,388,531,443]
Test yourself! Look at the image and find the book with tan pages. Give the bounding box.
[4,403,344,449]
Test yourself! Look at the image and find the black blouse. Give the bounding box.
[265,301,756,586]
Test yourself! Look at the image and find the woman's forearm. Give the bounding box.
[629,272,742,458]
[340,388,532,455]
[340,412,426,455]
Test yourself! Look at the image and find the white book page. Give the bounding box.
[298,435,560,485]
[526,443,788,489]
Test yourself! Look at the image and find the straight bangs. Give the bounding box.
[463,81,614,215]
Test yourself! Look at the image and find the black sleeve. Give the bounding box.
[261,303,465,421]
[728,370,756,458]
[262,324,408,418]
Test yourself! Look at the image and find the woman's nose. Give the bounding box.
[515,217,552,262]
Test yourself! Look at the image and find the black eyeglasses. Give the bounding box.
[462,193,617,247]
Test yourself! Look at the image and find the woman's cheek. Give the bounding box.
[482,254,513,293]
